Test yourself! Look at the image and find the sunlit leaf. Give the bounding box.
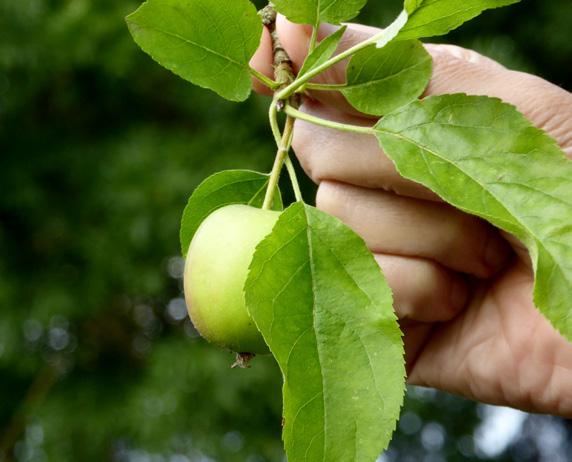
[180,170,282,256]
[299,26,347,77]
[398,0,521,40]
[343,40,432,116]
[126,0,262,101]
[246,202,406,462]
[272,0,368,25]
[375,10,410,48]
[375,94,572,340]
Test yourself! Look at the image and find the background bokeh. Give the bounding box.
[1,0,571,461]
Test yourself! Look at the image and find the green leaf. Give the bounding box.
[375,94,572,341]
[298,26,347,77]
[272,0,368,25]
[126,0,262,102]
[180,170,282,256]
[343,40,432,116]
[404,0,423,11]
[245,202,405,462]
[375,10,410,48]
[398,0,521,40]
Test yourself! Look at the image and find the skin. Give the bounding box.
[251,17,572,417]
[184,204,280,354]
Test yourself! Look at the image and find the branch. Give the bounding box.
[260,5,295,91]
[260,3,304,205]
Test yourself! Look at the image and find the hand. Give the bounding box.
[251,17,572,417]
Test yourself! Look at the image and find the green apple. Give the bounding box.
[184,204,280,354]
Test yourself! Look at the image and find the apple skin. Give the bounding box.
[184,204,280,354]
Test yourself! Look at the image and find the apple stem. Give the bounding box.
[261,3,304,208]
[263,115,296,209]
[285,156,303,202]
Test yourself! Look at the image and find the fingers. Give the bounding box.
[425,45,572,155]
[406,261,572,417]
[292,99,440,200]
[374,254,468,322]
[251,26,274,96]
[252,17,377,114]
[317,181,511,278]
[251,18,572,154]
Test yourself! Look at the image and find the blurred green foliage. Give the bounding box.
[0,0,570,461]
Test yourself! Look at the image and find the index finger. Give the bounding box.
[251,16,572,155]
[250,17,378,112]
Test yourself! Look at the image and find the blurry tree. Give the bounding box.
[0,0,570,461]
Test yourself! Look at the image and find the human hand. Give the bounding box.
[251,17,572,417]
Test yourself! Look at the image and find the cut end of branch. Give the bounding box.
[259,3,277,27]
[260,3,297,93]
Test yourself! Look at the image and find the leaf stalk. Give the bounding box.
[250,67,279,90]
[284,105,375,136]
[262,2,304,206]
[273,10,408,102]
[263,115,296,209]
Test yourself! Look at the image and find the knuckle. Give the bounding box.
[517,75,572,150]
[479,224,510,277]
[494,71,572,152]
[427,43,503,70]
[315,181,344,215]
[291,121,320,183]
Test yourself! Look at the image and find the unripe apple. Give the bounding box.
[184,204,280,354]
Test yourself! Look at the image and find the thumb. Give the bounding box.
[250,16,377,109]
[251,17,504,113]
[251,17,572,154]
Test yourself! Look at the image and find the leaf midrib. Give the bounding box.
[377,126,572,290]
[129,21,244,68]
[308,221,398,459]
[403,5,490,34]
[195,177,266,198]
[304,207,328,462]
[345,58,430,91]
